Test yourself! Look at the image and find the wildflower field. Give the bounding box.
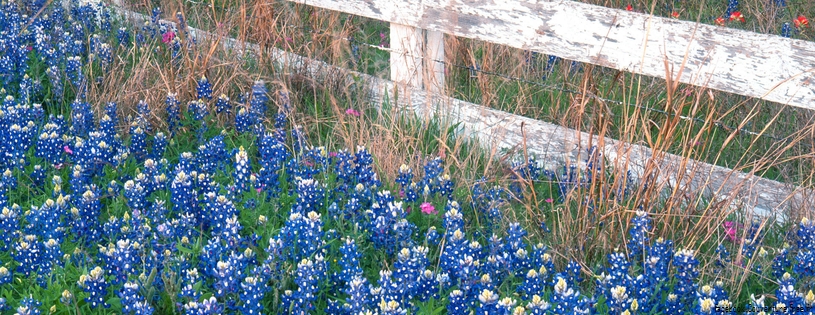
[0,0,814,314]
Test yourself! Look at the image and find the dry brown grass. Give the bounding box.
[108,0,815,299]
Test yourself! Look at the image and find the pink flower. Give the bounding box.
[256,188,262,193]
[162,31,176,44]
[420,202,437,215]
[723,221,743,243]
[63,145,73,155]
[345,108,361,117]
[545,198,554,203]
[329,152,338,158]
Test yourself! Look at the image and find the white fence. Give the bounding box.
[109,0,815,217]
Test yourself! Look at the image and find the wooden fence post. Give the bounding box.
[425,30,445,94]
[390,24,423,87]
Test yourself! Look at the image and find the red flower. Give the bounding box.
[794,15,809,28]
[345,108,360,117]
[715,17,726,26]
[162,31,176,44]
[729,11,745,23]
[625,4,633,11]
[420,202,437,215]
[671,11,680,19]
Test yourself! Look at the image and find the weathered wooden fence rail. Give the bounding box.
[109,1,815,218]
[290,0,815,111]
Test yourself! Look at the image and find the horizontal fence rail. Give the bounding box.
[108,2,813,218]
[289,0,815,111]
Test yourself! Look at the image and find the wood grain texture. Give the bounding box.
[109,4,813,219]
[425,30,445,93]
[390,24,423,86]
[286,0,815,111]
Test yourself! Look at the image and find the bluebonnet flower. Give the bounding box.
[239,274,267,315]
[183,296,222,315]
[176,268,201,305]
[526,295,552,314]
[336,238,363,285]
[714,243,731,270]
[117,27,131,46]
[368,200,409,255]
[283,255,327,313]
[519,268,544,298]
[14,297,41,315]
[354,146,380,187]
[551,276,581,315]
[376,269,404,307]
[71,189,102,245]
[379,300,408,315]
[447,289,471,315]
[257,132,289,196]
[96,43,112,68]
[799,217,815,250]
[440,229,468,280]
[171,171,195,215]
[60,290,74,306]
[444,202,465,233]
[119,282,153,315]
[38,238,63,280]
[776,272,803,311]
[101,239,138,285]
[724,0,738,19]
[23,200,67,242]
[66,56,82,87]
[295,178,325,213]
[425,226,440,246]
[150,132,168,160]
[0,266,12,285]
[278,210,324,262]
[188,99,208,121]
[249,80,267,117]
[414,269,439,302]
[235,107,254,133]
[78,266,110,308]
[634,238,673,313]
[166,93,181,135]
[343,276,372,314]
[213,251,245,298]
[563,260,583,286]
[129,123,148,162]
[543,55,561,79]
[233,146,251,193]
[628,210,651,259]
[30,165,45,187]
[504,223,528,269]
[215,94,231,114]
[672,248,699,309]
[124,180,147,212]
[196,76,212,100]
[69,99,94,138]
[773,248,792,279]
[0,203,20,251]
[206,194,238,236]
[392,246,429,301]
[396,164,413,187]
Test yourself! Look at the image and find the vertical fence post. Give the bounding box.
[425,30,445,94]
[390,24,423,87]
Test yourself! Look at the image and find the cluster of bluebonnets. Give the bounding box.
[2,0,815,314]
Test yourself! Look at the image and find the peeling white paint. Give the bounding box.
[286,0,815,110]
